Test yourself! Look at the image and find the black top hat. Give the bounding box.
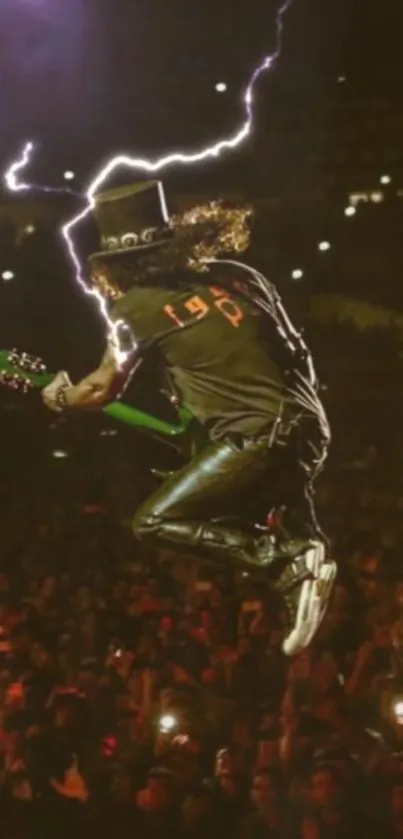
[89,179,172,261]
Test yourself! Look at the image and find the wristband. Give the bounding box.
[54,384,70,412]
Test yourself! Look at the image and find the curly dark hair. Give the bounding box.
[89,201,253,299]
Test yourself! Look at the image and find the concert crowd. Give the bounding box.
[0,317,402,839]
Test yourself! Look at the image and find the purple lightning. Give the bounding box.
[5,0,295,359]
[4,141,79,197]
[5,141,34,192]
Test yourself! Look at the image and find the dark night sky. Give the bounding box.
[0,0,402,183]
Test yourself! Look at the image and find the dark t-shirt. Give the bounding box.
[111,274,299,439]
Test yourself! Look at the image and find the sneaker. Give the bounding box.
[274,541,336,656]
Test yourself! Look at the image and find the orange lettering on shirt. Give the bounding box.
[184,295,209,319]
[210,286,226,298]
[164,305,184,328]
[209,285,244,327]
[214,297,244,327]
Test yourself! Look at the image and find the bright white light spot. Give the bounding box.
[24,225,35,235]
[292,269,304,280]
[53,450,68,459]
[159,714,177,733]
[380,175,391,185]
[63,171,75,181]
[1,271,14,281]
[349,192,369,206]
[394,700,403,722]
[344,206,356,217]
[318,241,331,252]
[215,82,227,93]
[371,191,384,204]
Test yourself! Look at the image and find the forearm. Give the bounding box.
[43,342,143,414]
[64,360,138,409]
[64,378,110,410]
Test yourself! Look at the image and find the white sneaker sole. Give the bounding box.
[282,542,337,656]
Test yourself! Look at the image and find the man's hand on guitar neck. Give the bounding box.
[42,341,139,413]
[42,371,73,412]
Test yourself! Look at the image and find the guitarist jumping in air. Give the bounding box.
[42,181,336,655]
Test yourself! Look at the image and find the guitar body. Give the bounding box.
[0,349,207,457]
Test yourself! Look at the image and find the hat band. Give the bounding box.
[101,226,165,252]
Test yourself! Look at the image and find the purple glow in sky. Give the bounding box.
[1,0,86,71]
[0,0,94,146]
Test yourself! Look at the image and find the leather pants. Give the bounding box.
[133,414,328,567]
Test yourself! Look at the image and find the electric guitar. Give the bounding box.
[0,349,204,454]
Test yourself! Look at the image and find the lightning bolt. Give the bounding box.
[5,141,35,192]
[4,140,79,197]
[5,0,294,361]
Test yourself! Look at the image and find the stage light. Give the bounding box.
[344,206,356,217]
[215,82,227,92]
[380,175,391,185]
[63,171,75,181]
[338,75,346,83]
[292,269,304,279]
[53,450,68,459]
[24,225,36,235]
[393,699,403,724]
[1,271,15,281]
[159,714,177,733]
[318,241,331,252]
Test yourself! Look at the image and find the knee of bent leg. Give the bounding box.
[132,507,160,542]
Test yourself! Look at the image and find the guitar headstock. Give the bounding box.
[0,370,34,394]
[7,350,47,375]
[0,349,48,395]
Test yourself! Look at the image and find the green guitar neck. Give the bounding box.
[0,351,194,439]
